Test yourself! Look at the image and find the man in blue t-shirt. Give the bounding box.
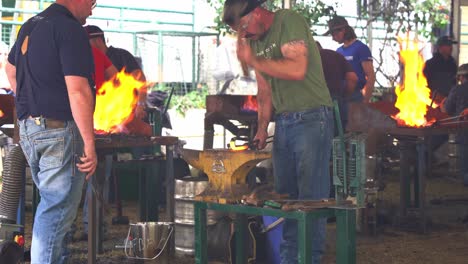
[324,16,375,104]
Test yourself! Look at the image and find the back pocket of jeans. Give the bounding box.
[35,137,65,169]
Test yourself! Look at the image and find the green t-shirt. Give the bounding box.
[251,9,332,113]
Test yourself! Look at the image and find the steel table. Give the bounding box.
[88,136,178,264]
[194,201,356,264]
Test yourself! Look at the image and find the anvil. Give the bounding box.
[180,148,271,203]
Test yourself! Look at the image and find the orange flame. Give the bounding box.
[229,140,248,151]
[392,36,436,127]
[242,95,258,112]
[94,70,145,134]
[0,109,4,118]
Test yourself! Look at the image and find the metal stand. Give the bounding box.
[88,136,178,264]
[194,202,356,264]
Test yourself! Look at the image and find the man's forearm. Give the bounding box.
[256,72,272,132]
[69,89,95,147]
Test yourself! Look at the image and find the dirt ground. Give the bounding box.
[22,163,468,264]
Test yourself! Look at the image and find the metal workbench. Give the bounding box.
[194,201,356,264]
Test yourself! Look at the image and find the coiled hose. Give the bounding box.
[0,145,26,224]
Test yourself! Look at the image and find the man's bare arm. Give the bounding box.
[361,60,375,103]
[104,65,118,81]
[238,39,308,81]
[5,62,17,94]
[65,76,97,179]
[253,70,272,150]
[345,71,358,96]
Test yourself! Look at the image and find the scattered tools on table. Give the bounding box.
[240,186,354,211]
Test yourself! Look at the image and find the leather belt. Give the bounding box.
[28,116,66,129]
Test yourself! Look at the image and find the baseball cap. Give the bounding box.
[457,64,468,76]
[436,36,458,46]
[323,16,349,36]
[84,25,104,39]
[222,0,267,27]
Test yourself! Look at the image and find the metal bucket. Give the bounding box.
[124,222,174,262]
[175,177,218,256]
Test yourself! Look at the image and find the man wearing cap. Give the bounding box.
[423,36,458,101]
[441,63,468,186]
[84,25,147,120]
[325,15,375,104]
[223,1,334,263]
[5,0,97,263]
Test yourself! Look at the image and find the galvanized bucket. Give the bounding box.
[124,222,174,262]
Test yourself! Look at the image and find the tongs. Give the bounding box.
[431,113,468,127]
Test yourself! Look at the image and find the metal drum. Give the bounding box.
[174,177,217,256]
[448,134,460,177]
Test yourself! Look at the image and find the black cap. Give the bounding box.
[457,64,468,76]
[84,25,104,39]
[222,0,267,27]
[436,36,458,46]
[323,16,349,36]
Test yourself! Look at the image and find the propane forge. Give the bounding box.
[180,148,271,204]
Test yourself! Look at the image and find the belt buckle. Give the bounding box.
[34,117,41,126]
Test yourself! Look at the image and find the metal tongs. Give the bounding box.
[431,113,468,127]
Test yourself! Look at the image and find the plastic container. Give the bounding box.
[262,216,283,264]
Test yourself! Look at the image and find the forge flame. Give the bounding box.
[392,35,436,127]
[241,95,258,113]
[94,69,146,134]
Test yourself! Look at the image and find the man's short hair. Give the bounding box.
[222,0,266,27]
[84,25,105,42]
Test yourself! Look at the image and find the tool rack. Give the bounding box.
[193,202,356,264]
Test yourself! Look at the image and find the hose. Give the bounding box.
[0,145,26,224]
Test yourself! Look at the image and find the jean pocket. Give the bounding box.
[34,137,65,169]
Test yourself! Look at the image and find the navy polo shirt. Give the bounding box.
[8,3,94,121]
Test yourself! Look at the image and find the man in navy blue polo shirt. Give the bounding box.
[5,0,97,263]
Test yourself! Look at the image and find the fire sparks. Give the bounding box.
[241,95,258,113]
[392,36,436,127]
[229,140,248,151]
[94,70,145,134]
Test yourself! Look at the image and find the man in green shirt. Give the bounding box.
[223,1,334,263]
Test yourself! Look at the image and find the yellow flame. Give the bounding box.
[393,36,436,127]
[94,69,145,134]
[0,109,4,118]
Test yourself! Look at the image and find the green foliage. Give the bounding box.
[360,0,450,40]
[206,0,336,36]
[169,86,209,116]
[290,1,337,34]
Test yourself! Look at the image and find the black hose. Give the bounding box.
[0,145,26,224]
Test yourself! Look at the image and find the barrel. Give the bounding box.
[448,134,461,177]
[174,177,218,256]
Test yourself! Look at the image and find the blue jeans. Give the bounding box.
[18,118,85,264]
[273,106,334,264]
[456,132,468,185]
